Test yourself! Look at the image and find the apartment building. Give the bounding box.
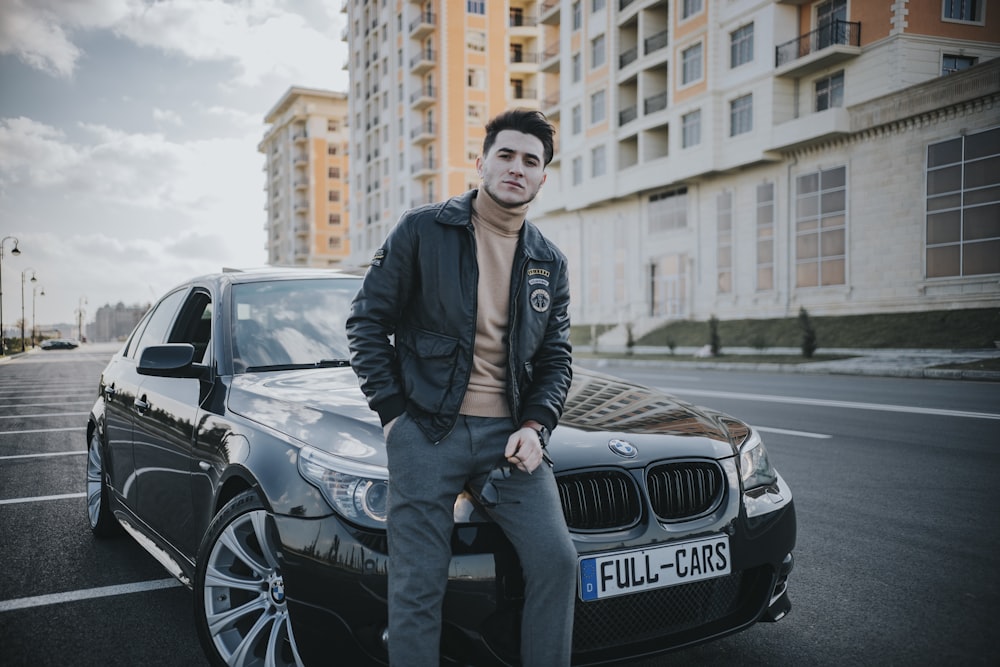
[259,87,351,267]
[341,0,1000,331]
[340,0,551,262]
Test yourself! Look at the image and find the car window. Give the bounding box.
[131,288,188,360]
[169,290,212,364]
[231,278,358,372]
[122,307,153,360]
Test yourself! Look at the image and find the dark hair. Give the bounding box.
[483,109,555,167]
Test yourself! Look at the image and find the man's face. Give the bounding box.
[478,129,547,208]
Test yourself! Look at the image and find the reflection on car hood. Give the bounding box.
[228,368,387,466]
[227,365,746,470]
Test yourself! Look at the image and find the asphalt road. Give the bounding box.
[1,345,997,666]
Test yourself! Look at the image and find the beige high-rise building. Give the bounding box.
[259,87,351,268]
[342,1,1000,334]
[341,0,555,264]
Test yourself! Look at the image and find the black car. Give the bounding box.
[41,338,79,350]
[86,268,795,666]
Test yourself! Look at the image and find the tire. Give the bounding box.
[86,428,121,537]
[194,489,303,667]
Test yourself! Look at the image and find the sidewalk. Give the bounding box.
[578,346,1000,382]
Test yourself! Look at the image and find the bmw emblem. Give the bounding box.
[270,580,285,603]
[608,439,637,458]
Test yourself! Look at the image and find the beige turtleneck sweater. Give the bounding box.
[459,190,528,418]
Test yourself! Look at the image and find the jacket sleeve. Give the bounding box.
[346,217,414,425]
[520,250,573,432]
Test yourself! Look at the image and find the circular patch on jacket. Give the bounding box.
[530,289,551,313]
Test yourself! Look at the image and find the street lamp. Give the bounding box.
[32,284,44,349]
[0,235,21,355]
[76,296,88,343]
[21,268,36,352]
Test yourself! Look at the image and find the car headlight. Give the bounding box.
[738,429,778,491]
[297,446,388,529]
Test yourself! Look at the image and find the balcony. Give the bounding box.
[775,20,861,78]
[644,29,668,56]
[619,105,638,126]
[409,49,437,74]
[620,45,638,69]
[409,85,437,109]
[410,121,437,143]
[540,0,560,24]
[411,157,438,177]
[644,91,667,114]
[541,41,561,72]
[409,12,436,39]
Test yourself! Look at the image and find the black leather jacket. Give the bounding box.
[346,190,572,443]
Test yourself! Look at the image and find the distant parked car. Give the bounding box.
[86,267,796,666]
[40,338,78,350]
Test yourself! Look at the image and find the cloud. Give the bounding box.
[153,108,184,127]
[0,0,347,89]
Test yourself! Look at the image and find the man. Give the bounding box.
[346,109,576,666]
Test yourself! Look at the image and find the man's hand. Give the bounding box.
[505,422,545,474]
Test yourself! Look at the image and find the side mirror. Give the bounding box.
[137,344,201,378]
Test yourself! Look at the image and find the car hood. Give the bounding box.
[227,365,746,470]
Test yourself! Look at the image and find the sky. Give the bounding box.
[0,0,350,336]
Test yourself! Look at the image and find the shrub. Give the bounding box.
[709,315,721,356]
[799,307,817,358]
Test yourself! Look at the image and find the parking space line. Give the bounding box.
[0,451,86,460]
[0,579,183,613]
[0,412,89,419]
[0,427,86,435]
[0,401,93,408]
[0,492,86,505]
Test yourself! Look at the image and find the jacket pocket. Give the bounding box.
[397,327,459,414]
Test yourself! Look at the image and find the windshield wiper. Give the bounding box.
[244,359,351,372]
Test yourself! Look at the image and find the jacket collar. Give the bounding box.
[435,189,555,261]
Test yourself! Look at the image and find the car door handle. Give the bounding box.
[133,396,150,414]
[104,384,116,399]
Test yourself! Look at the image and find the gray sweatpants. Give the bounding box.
[384,413,577,667]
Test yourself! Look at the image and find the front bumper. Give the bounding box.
[273,494,796,667]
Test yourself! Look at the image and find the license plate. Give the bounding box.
[579,535,731,601]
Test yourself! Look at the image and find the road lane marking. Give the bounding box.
[0,427,86,435]
[0,492,86,505]
[754,426,831,439]
[0,451,86,460]
[0,401,93,407]
[0,579,183,612]
[658,387,1000,421]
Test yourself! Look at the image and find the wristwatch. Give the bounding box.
[533,425,550,448]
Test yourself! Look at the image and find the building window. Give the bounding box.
[756,183,775,291]
[572,156,583,185]
[591,145,606,177]
[468,68,484,88]
[467,0,485,15]
[925,127,1000,278]
[942,54,977,75]
[327,120,338,132]
[682,0,703,20]
[649,188,688,233]
[815,71,844,111]
[328,190,341,202]
[592,0,605,11]
[590,89,606,124]
[328,167,341,178]
[327,145,338,156]
[572,1,582,30]
[730,24,754,68]
[795,166,846,287]
[730,94,753,136]
[571,104,582,134]
[717,192,733,294]
[328,213,342,225]
[591,34,606,69]
[467,30,486,52]
[328,237,343,250]
[572,52,582,82]
[681,43,702,85]
[942,0,984,22]
[682,110,701,148]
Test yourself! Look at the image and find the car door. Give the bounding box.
[132,288,213,555]
[104,288,187,510]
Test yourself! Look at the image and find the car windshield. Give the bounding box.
[231,277,359,373]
